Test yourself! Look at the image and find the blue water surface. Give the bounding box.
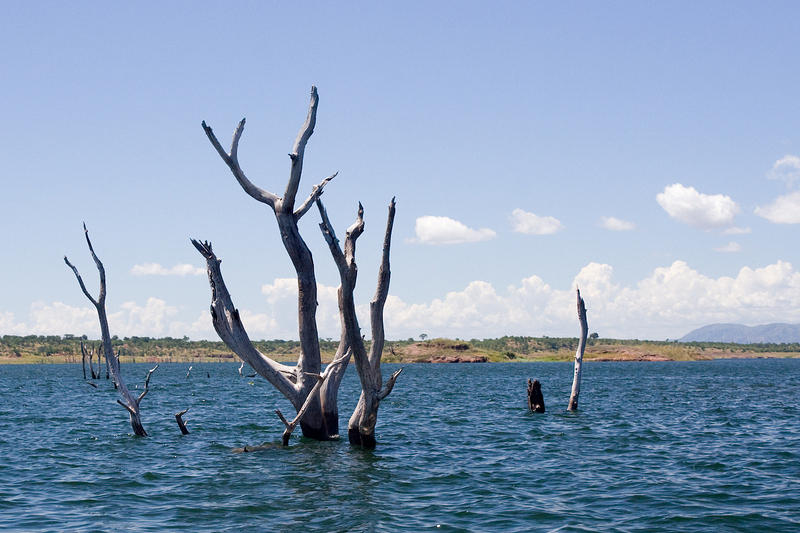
[1,359,799,532]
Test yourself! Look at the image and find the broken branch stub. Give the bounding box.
[175,409,190,435]
[527,379,545,413]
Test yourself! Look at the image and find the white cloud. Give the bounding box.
[131,263,205,276]
[261,278,342,338]
[656,183,739,229]
[10,261,800,341]
[510,208,564,235]
[109,297,179,336]
[755,190,800,224]
[599,216,635,231]
[1,298,178,338]
[379,260,800,340]
[714,242,742,253]
[410,216,496,245]
[767,155,800,187]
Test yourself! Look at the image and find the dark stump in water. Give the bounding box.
[527,379,545,413]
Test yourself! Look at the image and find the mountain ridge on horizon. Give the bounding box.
[680,323,800,344]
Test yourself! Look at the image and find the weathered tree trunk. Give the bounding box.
[568,289,588,411]
[81,341,88,380]
[199,87,343,440]
[65,224,157,436]
[317,198,402,449]
[527,379,545,413]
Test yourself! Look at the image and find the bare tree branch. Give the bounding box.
[274,351,348,445]
[316,199,348,274]
[191,238,300,404]
[369,197,396,366]
[117,399,136,416]
[283,86,319,211]
[344,202,365,269]
[378,367,403,401]
[82,222,106,305]
[137,364,159,404]
[294,172,337,219]
[63,257,98,307]
[201,118,279,208]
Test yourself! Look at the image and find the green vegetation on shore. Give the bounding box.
[2,334,800,364]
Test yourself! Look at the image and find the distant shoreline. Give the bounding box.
[2,335,799,365]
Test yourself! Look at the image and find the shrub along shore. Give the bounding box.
[2,335,800,364]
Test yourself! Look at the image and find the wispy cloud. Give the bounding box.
[409,216,496,245]
[510,208,564,235]
[130,263,205,276]
[599,216,635,231]
[767,155,800,187]
[8,260,800,340]
[656,183,739,230]
[714,241,741,253]
[723,226,751,235]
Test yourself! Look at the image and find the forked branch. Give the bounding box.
[137,364,159,404]
[201,118,279,207]
[294,172,337,219]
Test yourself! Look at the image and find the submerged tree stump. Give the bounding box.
[527,379,545,413]
[568,289,588,411]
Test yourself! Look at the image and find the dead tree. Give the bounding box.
[527,379,545,413]
[198,86,347,440]
[81,341,88,380]
[567,289,588,411]
[65,223,157,436]
[317,198,402,449]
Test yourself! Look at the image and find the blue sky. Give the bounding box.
[2,1,800,341]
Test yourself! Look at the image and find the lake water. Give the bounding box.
[1,359,799,532]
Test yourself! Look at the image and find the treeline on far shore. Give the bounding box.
[3,334,800,364]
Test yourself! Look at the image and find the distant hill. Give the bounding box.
[680,323,800,344]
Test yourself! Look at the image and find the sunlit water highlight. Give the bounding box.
[1,359,799,531]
